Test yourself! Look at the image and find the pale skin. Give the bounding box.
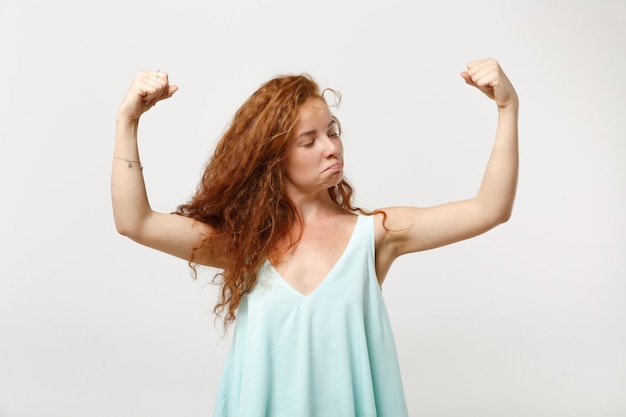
[112,59,518,295]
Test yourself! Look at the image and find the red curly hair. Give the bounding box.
[177,74,362,327]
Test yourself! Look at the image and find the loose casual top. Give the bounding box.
[213,215,408,417]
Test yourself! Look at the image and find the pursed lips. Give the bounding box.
[323,162,343,173]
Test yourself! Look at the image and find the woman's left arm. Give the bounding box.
[376,59,519,271]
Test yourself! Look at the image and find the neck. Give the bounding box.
[287,189,342,222]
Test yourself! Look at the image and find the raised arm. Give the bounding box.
[375,59,519,278]
[111,71,213,264]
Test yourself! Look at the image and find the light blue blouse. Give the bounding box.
[213,215,408,417]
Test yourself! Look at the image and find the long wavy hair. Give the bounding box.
[177,74,363,327]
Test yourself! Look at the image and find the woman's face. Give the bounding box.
[284,98,343,199]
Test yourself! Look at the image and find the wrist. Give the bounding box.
[497,90,519,111]
[497,99,519,114]
[116,113,141,125]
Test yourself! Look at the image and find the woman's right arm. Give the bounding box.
[111,71,213,264]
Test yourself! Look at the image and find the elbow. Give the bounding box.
[498,212,512,226]
[115,223,136,239]
[115,223,131,237]
[112,206,151,240]
[494,204,514,225]
[113,216,142,240]
[476,197,515,229]
[480,202,514,231]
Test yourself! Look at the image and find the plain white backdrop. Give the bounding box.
[1,0,625,416]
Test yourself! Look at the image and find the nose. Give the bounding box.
[322,134,341,157]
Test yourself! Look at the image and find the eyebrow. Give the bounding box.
[296,120,337,140]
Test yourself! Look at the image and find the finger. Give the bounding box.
[151,85,179,106]
[139,85,163,106]
[136,70,166,90]
[475,60,503,84]
[462,66,492,89]
[155,70,168,82]
[466,64,492,84]
[469,69,499,92]
[126,70,177,110]
[137,71,169,101]
[147,84,179,108]
[466,59,495,76]
[466,58,498,72]
[151,71,174,95]
[141,70,163,82]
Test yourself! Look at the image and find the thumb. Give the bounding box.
[460,71,474,85]
[166,84,179,99]
[149,85,179,107]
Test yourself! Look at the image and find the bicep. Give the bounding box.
[124,211,223,267]
[380,199,503,257]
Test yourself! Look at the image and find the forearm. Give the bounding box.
[475,104,519,223]
[111,117,152,237]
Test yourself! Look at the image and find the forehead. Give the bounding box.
[295,98,332,129]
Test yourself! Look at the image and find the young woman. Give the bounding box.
[112,58,518,416]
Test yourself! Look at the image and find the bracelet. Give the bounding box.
[114,156,143,170]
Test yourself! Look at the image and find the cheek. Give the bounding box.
[284,154,307,181]
[290,151,315,169]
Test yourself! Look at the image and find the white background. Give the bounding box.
[1,0,625,416]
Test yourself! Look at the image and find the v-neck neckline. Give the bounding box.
[268,215,361,298]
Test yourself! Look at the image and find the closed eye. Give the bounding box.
[328,127,340,138]
[328,118,341,138]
